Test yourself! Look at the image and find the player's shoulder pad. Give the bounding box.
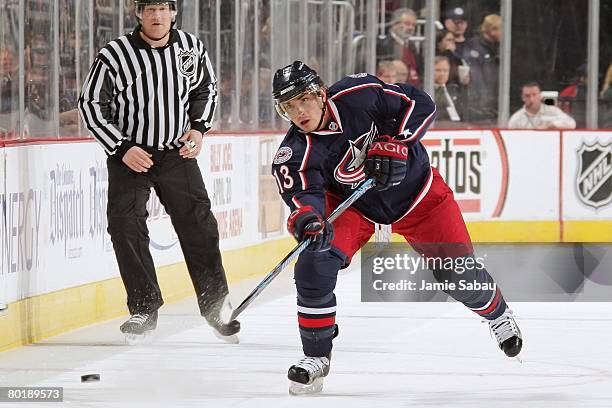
[272,127,307,168]
[328,73,387,101]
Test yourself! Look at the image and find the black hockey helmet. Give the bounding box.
[134,0,178,22]
[272,61,325,121]
[135,0,177,7]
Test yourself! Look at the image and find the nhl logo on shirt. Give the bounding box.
[178,50,197,78]
[575,141,612,210]
[328,122,338,131]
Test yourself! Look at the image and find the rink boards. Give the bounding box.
[0,129,611,351]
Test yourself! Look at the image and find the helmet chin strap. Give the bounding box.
[313,94,328,131]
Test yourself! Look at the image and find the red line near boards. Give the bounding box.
[457,199,481,213]
[452,138,481,146]
[422,139,442,146]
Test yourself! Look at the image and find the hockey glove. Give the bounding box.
[364,135,409,191]
[287,206,334,252]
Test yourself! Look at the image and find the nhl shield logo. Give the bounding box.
[178,50,197,78]
[575,141,612,210]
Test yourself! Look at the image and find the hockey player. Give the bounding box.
[78,0,239,343]
[271,61,523,394]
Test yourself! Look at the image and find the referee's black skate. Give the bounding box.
[487,309,523,358]
[204,296,240,344]
[288,355,331,395]
[120,310,158,345]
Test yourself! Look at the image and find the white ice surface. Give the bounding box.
[1,259,611,408]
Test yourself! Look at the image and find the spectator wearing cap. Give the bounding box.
[443,6,469,56]
[508,82,576,129]
[463,14,501,122]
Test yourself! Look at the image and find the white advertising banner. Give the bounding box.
[2,142,121,302]
[425,130,505,221]
[0,134,287,303]
[499,130,559,220]
[425,130,559,221]
[562,131,612,219]
[201,136,257,251]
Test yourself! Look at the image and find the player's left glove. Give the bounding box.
[287,206,334,252]
[364,135,409,191]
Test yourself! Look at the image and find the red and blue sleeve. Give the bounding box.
[376,82,437,145]
[271,134,326,216]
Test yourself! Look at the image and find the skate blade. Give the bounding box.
[289,378,324,395]
[213,329,239,344]
[124,331,154,345]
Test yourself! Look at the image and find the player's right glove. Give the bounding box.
[364,135,409,191]
[287,206,334,252]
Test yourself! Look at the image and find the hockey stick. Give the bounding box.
[230,178,375,321]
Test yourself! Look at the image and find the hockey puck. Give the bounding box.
[81,374,100,382]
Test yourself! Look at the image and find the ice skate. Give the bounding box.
[487,309,523,358]
[204,295,240,344]
[288,355,331,395]
[120,311,158,345]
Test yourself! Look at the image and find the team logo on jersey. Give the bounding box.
[178,50,197,78]
[334,122,378,188]
[273,146,293,164]
[576,141,612,210]
[348,73,368,78]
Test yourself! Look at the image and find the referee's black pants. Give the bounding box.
[106,148,229,316]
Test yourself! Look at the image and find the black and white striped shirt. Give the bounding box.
[78,26,217,156]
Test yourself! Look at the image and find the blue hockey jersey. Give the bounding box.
[271,74,437,224]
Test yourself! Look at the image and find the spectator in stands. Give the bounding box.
[443,6,469,56]
[508,82,576,129]
[560,64,587,127]
[601,62,612,128]
[377,8,421,87]
[436,29,470,86]
[218,65,235,126]
[433,55,463,124]
[392,59,409,84]
[0,46,17,112]
[24,33,56,136]
[0,45,18,139]
[463,14,501,123]
[600,62,612,100]
[377,60,397,84]
[258,66,274,127]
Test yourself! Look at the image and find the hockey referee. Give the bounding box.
[78,0,240,342]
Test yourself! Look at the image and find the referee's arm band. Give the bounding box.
[115,140,136,159]
[190,121,210,134]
